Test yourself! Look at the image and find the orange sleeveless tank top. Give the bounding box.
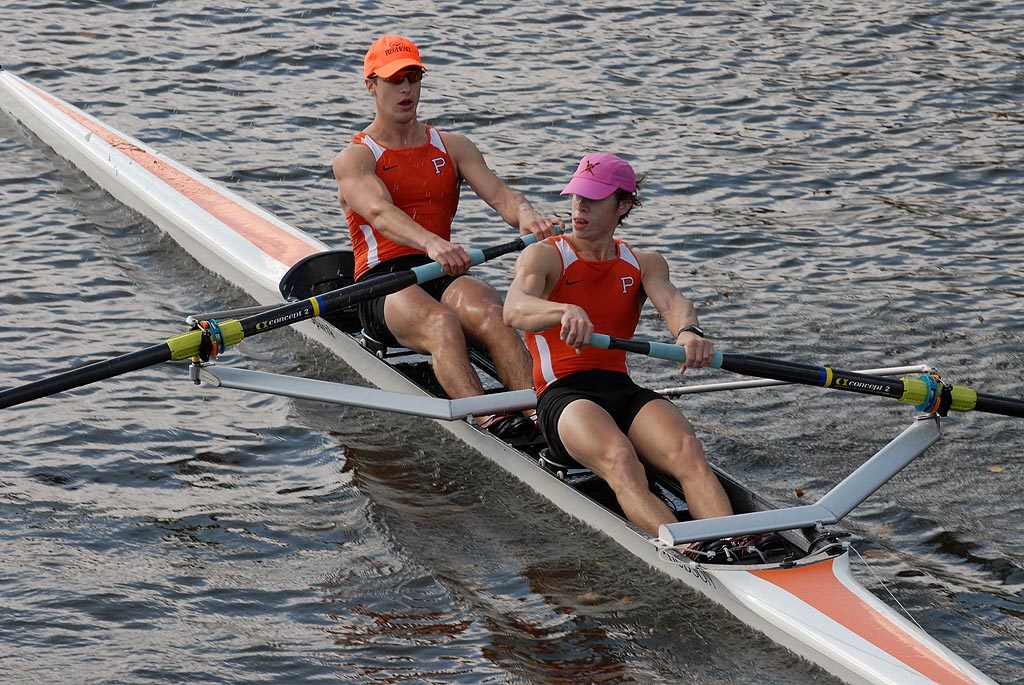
[525,236,644,395]
[346,126,460,279]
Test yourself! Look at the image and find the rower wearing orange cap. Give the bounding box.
[333,35,560,440]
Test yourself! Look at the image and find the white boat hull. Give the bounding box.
[0,69,994,685]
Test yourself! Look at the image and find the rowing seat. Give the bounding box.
[537,448,599,485]
[361,327,504,385]
[361,330,419,361]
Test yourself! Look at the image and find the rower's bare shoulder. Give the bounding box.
[632,247,669,275]
[516,239,561,272]
[333,141,375,175]
[525,238,562,257]
[437,130,480,160]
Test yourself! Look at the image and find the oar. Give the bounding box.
[655,364,933,397]
[0,234,543,410]
[589,333,1024,419]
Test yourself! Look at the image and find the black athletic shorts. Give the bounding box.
[356,254,462,346]
[536,369,667,468]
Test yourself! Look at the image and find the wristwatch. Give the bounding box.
[677,324,705,338]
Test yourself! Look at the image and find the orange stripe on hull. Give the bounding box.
[26,82,320,269]
[753,558,974,684]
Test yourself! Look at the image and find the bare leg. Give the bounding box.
[627,399,733,520]
[441,277,534,392]
[557,399,678,535]
[382,285,486,399]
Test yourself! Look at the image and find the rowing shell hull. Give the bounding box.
[0,69,995,685]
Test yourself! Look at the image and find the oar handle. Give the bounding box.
[588,333,724,367]
[411,233,543,284]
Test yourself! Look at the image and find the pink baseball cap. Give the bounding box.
[560,153,637,200]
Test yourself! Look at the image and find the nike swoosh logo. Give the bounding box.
[565,279,583,286]
[382,165,398,171]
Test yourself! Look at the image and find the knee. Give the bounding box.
[601,446,647,491]
[475,301,513,339]
[423,308,466,348]
[668,435,713,476]
[485,301,507,326]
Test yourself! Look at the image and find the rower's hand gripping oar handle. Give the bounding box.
[410,233,546,284]
[588,333,1024,419]
[280,232,550,348]
[588,333,724,368]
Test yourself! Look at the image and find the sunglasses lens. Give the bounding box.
[381,69,423,84]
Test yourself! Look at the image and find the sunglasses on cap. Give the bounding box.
[374,68,424,84]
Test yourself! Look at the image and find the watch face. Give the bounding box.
[685,325,704,337]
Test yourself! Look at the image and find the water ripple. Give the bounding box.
[2,1,1023,683]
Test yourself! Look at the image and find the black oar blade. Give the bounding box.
[0,343,172,410]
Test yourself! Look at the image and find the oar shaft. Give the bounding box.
[718,354,907,400]
[974,392,1024,418]
[237,234,540,339]
[0,343,172,409]
[589,334,1024,419]
[1,234,543,410]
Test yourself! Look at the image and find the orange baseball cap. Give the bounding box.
[363,35,426,79]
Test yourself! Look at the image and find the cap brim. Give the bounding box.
[373,58,427,78]
[560,177,617,200]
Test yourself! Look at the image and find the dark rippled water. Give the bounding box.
[2,2,1023,683]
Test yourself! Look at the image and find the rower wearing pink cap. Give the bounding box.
[504,153,733,535]
[560,152,639,199]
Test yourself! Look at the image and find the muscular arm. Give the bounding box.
[443,133,559,239]
[504,243,593,349]
[638,250,715,370]
[332,143,471,274]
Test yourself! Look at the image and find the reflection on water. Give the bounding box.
[1,1,1022,683]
